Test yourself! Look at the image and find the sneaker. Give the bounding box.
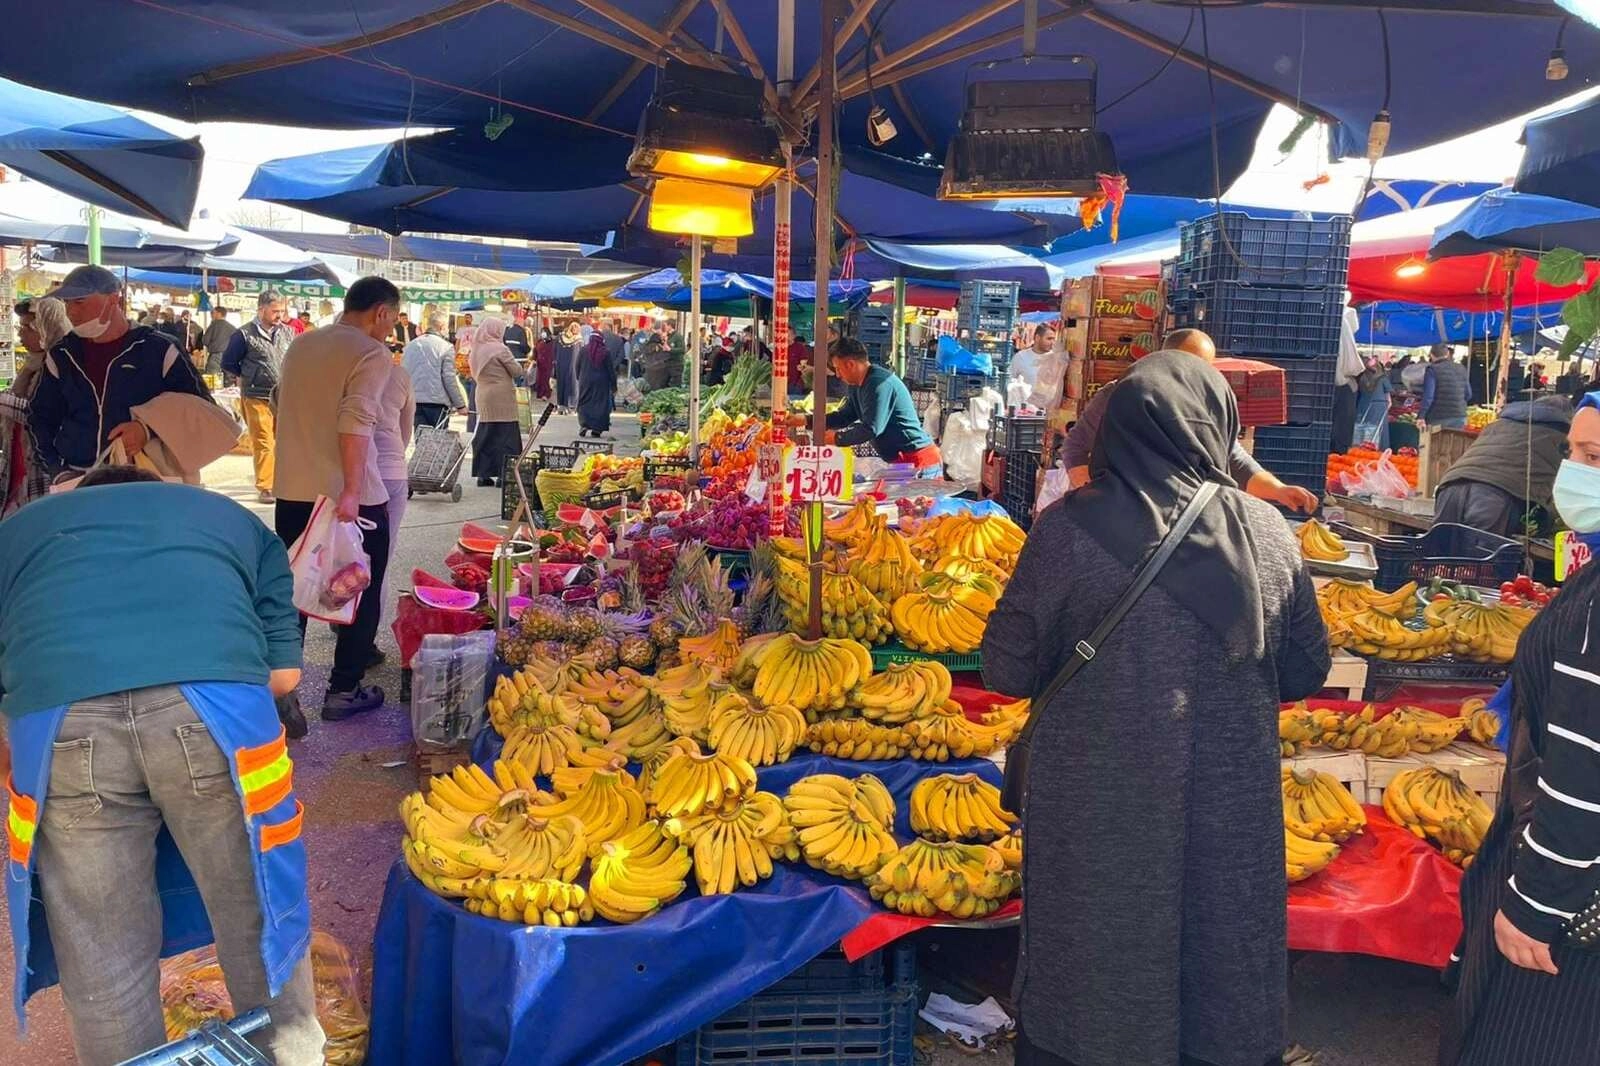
[365,646,387,671]
[257,491,276,504]
[276,691,309,740]
[322,685,385,721]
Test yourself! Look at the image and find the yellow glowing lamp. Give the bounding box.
[647,177,754,238]
[1394,257,1427,279]
[639,149,780,190]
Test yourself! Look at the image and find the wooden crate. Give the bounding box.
[1415,743,1506,808]
[1283,749,1367,795]
[413,744,471,792]
[1086,318,1161,360]
[1324,652,1369,701]
[1419,427,1476,498]
[1363,753,1424,806]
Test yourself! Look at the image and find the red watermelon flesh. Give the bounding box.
[412,569,453,589]
[460,522,503,544]
[458,537,502,555]
[413,586,481,611]
[506,596,531,621]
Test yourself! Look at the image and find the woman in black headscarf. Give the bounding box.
[982,352,1331,1066]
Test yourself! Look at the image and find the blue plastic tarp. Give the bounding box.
[0,212,238,265]
[0,76,202,227]
[1354,300,1566,349]
[245,228,623,274]
[603,268,872,311]
[370,750,1001,1066]
[12,4,1596,201]
[1429,188,1600,259]
[1517,93,1600,208]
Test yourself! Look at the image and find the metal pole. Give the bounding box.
[1494,250,1518,408]
[769,0,795,537]
[808,0,838,639]
[689,234,703,468]
[86,206,102,267]
[892,274,907,375]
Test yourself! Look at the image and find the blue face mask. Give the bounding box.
[1553,459,1600,534]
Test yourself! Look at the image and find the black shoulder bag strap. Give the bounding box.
[1000,481,1220,816]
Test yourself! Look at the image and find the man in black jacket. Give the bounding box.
[27,265,212,480]
[221,290,292,503]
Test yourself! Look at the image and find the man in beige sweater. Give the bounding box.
[272,276,401,734]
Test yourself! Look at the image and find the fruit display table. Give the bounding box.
[368,753,1001,1066]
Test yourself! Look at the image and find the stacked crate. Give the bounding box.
[935,280,1020,434]
[1170,212,1353,496]
[854,305,896,367]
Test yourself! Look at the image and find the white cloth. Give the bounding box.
[1336,306,1365,387]
[918,993,1014,1047]
[374,363,415,482]
[1009,346,1045,392]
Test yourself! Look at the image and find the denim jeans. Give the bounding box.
[33,685,324,1066]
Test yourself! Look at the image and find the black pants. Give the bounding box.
[274,499,391,695]
[1434,481,1523,539]
[1330,383,1359,455]
[414,402,449,431]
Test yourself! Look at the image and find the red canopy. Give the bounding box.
[867,285,1057,313]
[1349,251,1600,311]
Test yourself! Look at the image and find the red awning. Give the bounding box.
[1350,251,1600,311]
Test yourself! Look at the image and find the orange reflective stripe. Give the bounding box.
[235,730,294,817]
[7,775,37,866]
[259,801,304,854]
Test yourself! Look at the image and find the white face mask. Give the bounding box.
[72,301,115,340]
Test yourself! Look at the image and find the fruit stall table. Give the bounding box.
[1333,495,1556,564]
[367,752,1003,1066]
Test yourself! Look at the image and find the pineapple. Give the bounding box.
[519,596,571,641]
[566,606,604,642]
[582,636,620,671]
[648,613,682,651]
[619,635,655,670]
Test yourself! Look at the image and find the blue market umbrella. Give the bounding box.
[14,3,1595,200]
[1429,187,1600,259]
[0,77,201,227]
[1516,93,1600,208]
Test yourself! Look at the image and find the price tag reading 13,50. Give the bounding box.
[782,444,854,502]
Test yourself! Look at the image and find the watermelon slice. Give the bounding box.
[412,568,453,589]
[460,522,502,543]
[457,537,502,555]
[506,595,532,621]
[413,586,481,611]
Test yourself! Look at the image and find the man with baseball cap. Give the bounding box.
[27,265,212,478]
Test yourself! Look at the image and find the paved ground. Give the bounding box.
[0,408,1456,1065]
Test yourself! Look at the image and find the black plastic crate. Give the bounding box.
[500,456,542,520]
[988,412,1046,456]
[571,438,615,456]
[1173,283,1344,359]
[768,944,913,996]
[1332,522,1522,592]
[676,986,916,1066]
[905,353,940,386]
[1178,212,1353,288]
[1250,354,1339,424]
[937,372,994,407]
[1251,421,1332,470]
[538,443,580,472]
[960,279,1021,305]
[1003,448,1041,525]
[908,385,938,420]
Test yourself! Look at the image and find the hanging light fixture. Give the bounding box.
[647,177,754,238]
[1394,257,1427,279]
[629,61,783,191]
[938,56,1118,200]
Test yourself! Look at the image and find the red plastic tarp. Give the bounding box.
[392,568,488,668]
[1349,250,1599,312]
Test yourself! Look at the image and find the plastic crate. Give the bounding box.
[119,1008,271,1065]
[538,443,580,472]
[1364,656,1510,699]
[644,454,695,484]
[1249,354,1339,423]
[1173,283,1345,359]
[1251,422,1332,470]
[1332,522,1522,592]
[501,455,543,520]
[960,279,1022,305]
[907,385,938,420]
[987,413,1046,456]
[641,414,690,440]
[1178,212,1353,288]
[677,986,917,1066]
[572,438,615,456]
[769,944,914,996]
[871,640,982,672]
[905,354,940,387]
[936,372,994,407]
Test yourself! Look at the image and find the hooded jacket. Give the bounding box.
[1436,396,1573,507]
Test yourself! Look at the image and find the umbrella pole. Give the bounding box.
[1494,250,1518,408]
[769,0,794,538]
[892,274,907,375]
[86,206,102,267]
[689,234,703,469]
[808,0,838,640]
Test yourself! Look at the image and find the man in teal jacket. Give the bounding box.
[0,468,323,1066]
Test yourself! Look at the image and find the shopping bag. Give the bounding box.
[936,335,994,375]
[287,495,374,625]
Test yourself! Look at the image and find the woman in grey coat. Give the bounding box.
[981,353,1331,1066]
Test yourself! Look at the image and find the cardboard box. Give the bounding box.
[1086,318,1161,360]
[1062,276,1166,322]
[1214,357,1289,428]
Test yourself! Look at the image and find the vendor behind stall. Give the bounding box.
[1433,395,1573,537]
[789,338,941,477]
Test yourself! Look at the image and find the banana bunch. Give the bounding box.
[678,620,744,672]
[649,749,759,818]
[905,699,1025,760]
[732,632,873,717]
[890,582,992,655]
[501,721,585,776]
[1317,580,1418,618]
[606,705,675,762]
[849,515,925,605]
[566,667,655,725]
[706,691,808,766]
[667,790,793,895]
[1338,608,1454,661]
[1383,767,1494,867]
[774,555,892,644]
[1284,828,1341,883]
[529,767,647,851]
[992,829,1022,871]
[932,554,1010,589]
[656,662,721,741]
[910,773,1017,842]
[1282,768,1367,843]
[1386,707,1467,753]
[914,513,1026,573]
[1462,698,1501,746]
[587,820,693,923]
[401,761,571,897]
[783,773,900,879]
[823,497,879,553]
[488,670,587,736]
[1279,706,1318,757]
[865,838,1020,918]
[851,660,952,724]
[1297,519,1349,562]
[460,877,592,928]
[803,719,912,760]
[636,736,703,803]
[549,751,634,798]
[1424,599,1534,663]
[1301,704,1396,756]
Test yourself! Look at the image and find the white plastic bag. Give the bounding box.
[1334,450,1413,499]
[1026,348,1071,410]
[941,413,986,483]
[1036,464,1069,513]
[287,495,374,625]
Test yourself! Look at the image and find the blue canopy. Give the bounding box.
[1429,188,1600,259]
[501,274,601,301]
[0,212,238,262]
[604,268,870,311]
[12,4,1594,202]
[1354,299,1566,349]
[245,228,622,275]
[0,76,201,228]
[1517,94,1600,207]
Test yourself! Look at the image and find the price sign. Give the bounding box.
[757,443,785,483]
[782,444,853,502]
[1556,530,1592,582]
